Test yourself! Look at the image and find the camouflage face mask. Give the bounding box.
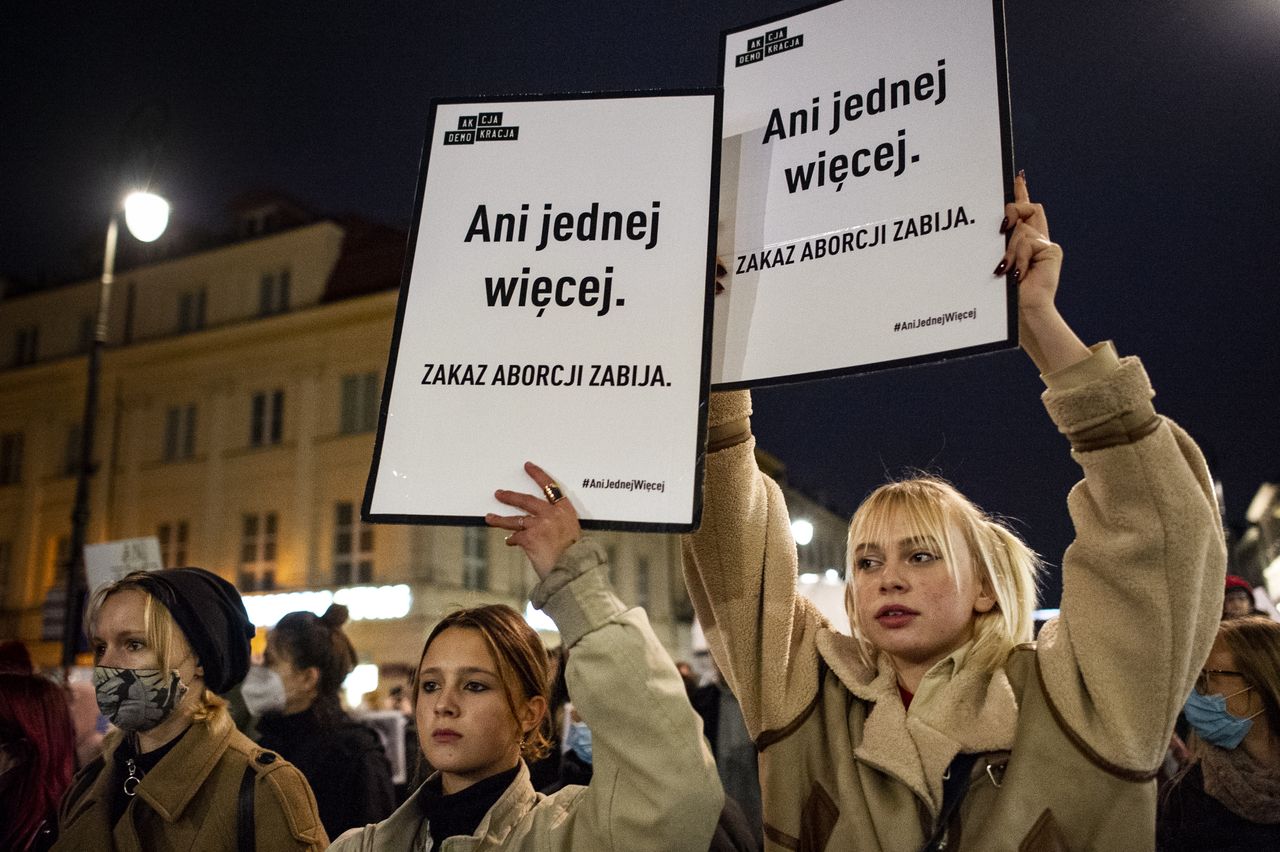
[92,666,188,732]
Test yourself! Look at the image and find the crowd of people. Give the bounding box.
[3,178,1278,849]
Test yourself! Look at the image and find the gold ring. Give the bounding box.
[543,482,565,504]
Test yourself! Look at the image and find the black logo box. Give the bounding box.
[458,112,504,130]
[747,26,788,50]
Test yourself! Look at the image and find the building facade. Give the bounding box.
[0,204,849,685]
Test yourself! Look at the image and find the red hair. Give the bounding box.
[0,674,76,850]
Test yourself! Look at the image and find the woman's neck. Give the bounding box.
[441,755,521,795]
[284,692,316,716]
[136,699,199,753]
[1241,717,1280,769]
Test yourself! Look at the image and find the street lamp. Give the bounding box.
[61,191,169,668]
[791,518,815,546]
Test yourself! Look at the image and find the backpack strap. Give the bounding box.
[921,751,981,852]
[237,763,256,852]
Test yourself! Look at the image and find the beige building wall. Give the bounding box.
[0,217,848,678]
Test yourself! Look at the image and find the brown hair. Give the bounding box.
[1217,616,1280,733]
[270,604,358,723]
[845,475,1043,674]
[414,605,552,761]
[85,575,226,721]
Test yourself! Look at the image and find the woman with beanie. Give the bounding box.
[255,604,395,837]
[53,567,328,851]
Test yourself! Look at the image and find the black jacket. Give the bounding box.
[257,704,395,839]
[1158,761,1280,850]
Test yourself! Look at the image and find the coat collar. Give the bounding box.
[132,709,235,822]
[373,762,540,850]
[815,627,1019,815]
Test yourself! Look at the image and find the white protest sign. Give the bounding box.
[83,537,164,596]
[716,0,1016,387]
[365,92,719,530]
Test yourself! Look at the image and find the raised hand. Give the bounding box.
[996,171,1090,374]
[485,461,581,579]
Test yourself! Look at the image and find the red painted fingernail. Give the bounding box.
[994,259,1007,276]
[999,216,1008,233]
[1012,267,1021,281]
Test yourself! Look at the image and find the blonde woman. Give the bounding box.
[682,174,1226,850]
[53,568,327,851]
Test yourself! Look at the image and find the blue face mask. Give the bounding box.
[564,720,592,764]
[1183,685,1262,750]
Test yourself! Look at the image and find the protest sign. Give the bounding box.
[716,0,1016,386]
[365,91,720,530]
[83,537,164,596]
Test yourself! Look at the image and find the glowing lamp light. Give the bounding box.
[342,663,379,709]
[123,191,170,242]
[791,519,814,546]
[524,601,557,633]
[241,584,412,628]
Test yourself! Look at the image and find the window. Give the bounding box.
[340,372,380,434]
[250,390,284,447]
[258,268,291,316]
[0,433,22,485]
[462,527,488,590]
[52,535,71,584]
[177,289,207,332]
[333,502,373,585]
[163,404,197,461]
[123,282,136,344]
[239,512,277,590]
[77,314,94,353]
[63,423,82,477]
[13,325,38,366]
[157,521,189,568]
[0,540,11,597]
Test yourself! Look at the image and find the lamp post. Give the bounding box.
[61,192,169,667]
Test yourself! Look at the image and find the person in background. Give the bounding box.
[329,462,723,851]
[65,679,107,767]
[1158,616,1280,847]
[690,659,763,849]
[52,567,327,851]
[1,658,77,850]
[1223,575,1265,620]
[255,603,396,838]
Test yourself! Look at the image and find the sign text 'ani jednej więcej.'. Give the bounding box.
[463,200,661,318]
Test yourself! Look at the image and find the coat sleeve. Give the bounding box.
[1035,345,1226,775]
[532,539,724,852]
[679,390,827,740]
[253,759,330,851]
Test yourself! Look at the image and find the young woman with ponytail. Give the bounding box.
[256,603,396,838]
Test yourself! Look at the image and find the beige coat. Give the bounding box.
[330,540,724,852]
[53,705,328,851]
[682,346,1225,851]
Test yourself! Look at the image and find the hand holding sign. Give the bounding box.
[487,461,582,578]
[996,173,1088,374]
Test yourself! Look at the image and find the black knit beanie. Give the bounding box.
[131,567,255,694]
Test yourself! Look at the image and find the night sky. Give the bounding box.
[5,2,1279,605]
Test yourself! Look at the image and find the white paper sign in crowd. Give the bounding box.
[365,92,719,530]
[715,0,1016,386]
